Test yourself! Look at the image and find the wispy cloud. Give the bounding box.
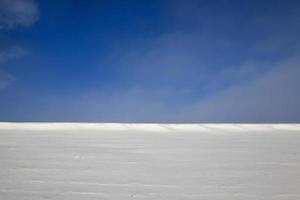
[0,46,28,90]
[0,0,38,90]
[174,57,300,122]
[0,0,39,29]
[0,69,15,89]
[0,0,299,122]
[0,46,28,63]
[6,54,298,123]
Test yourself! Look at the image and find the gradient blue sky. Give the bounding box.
[0,0,300,122]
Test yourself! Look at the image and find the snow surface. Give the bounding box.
[0,123,300,200]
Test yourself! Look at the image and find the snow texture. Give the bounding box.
[0,123,300,200]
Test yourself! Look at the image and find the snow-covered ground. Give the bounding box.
[0,123,300,200]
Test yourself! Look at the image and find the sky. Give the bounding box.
[0,0,300,122]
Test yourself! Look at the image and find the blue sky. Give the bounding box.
[0,0,300,122]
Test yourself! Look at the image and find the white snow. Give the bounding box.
[0,123,300,199]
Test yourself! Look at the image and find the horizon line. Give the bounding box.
[1,122,299,132]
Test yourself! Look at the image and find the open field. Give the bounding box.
[0,123,300,200]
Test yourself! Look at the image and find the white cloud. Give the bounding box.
[0,0,39,29]
[0,46,28,90]
[3,57,299,122]
[0,0,38,90]
[0,69,15,89]
[175,58,300,122]
[1,0,299,122]
[0,46,28,63]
